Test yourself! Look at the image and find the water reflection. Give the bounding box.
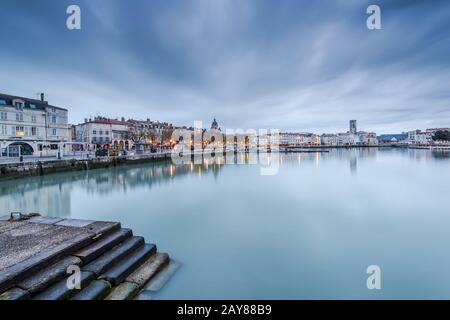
[0,148,448,218]
[1,148,450,299]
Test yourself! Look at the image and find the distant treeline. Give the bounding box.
[433,130,450,141]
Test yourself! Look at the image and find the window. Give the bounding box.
[16,113,24,122]
[99,130,103,135]
[24,127,29,136]
[105,137,110,142]
[15,126,24,136]
[31,115,36,123]
[51,115,57,124]
[0,112,6,121]
[1,125,7,135]
[99,137,103,142]
[93,130,97,135]
[50,144,58,150]
[92,137,97,143]
[105,131,109,135]
[14,101,24,109]
[52,128,57,136]
[31,127,37,136]
[0,99,6,105]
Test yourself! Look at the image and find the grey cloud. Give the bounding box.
[0,0,449,134]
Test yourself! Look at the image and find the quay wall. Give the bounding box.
[0,154,170,181]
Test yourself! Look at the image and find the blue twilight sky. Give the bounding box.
[0,0,449,134]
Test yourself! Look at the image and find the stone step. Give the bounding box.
[104,282,139,300]
[99,244,156,286]
[59,220,121,239]
[71,280,111,300]
[0,287,30,300]
[125,252,169,289]
[33,271,95,300]
[133,290,153,300]
[143,259,181,293]
[17,256,82,295]
[74,228,132,264]
[81,236,144,276]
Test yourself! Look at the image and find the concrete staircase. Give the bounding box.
[0,217,176,300]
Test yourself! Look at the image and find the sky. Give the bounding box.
[0,0,449,134]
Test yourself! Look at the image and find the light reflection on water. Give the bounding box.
[1,148,450,299]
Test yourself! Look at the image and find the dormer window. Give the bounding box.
[13,99,25,110]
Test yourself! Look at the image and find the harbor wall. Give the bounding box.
[0,154,170,181]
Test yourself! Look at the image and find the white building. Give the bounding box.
[279,133,320,146]
[337,133,359,145]
[279,133,298,146]
[407,130,429,145]
[75,117,133,151]
[0,93,69,157]
[321,134,339,146]
[358,132,378,145]
[300,133,321,146]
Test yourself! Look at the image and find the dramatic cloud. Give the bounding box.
[1,0,449,133]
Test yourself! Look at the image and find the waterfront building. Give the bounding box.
[357,132,378,145]
[405,128,450,145]
[300,133,321,146]
[407,130,429,145]
[321,134,339,146]
[337,133,359,145]
[0,92,69,157]
[321,121,379,146]
[128,118,174,137]
[279,133,298,146]
[75,117,133,151]
[279,133,320,146]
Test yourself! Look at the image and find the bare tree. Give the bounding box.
[126,125,151,145]
[161,128,174,144]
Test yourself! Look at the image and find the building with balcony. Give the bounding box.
[0,93,69,157]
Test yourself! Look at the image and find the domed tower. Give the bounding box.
[211,118,220,131]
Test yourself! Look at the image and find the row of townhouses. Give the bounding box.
[0,93,176,158]
[276,121,378,147]
[1,93,448,158]
[279,122,449,147]
[406,128,450,145]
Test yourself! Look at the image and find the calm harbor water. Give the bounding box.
[1,148,450,299]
